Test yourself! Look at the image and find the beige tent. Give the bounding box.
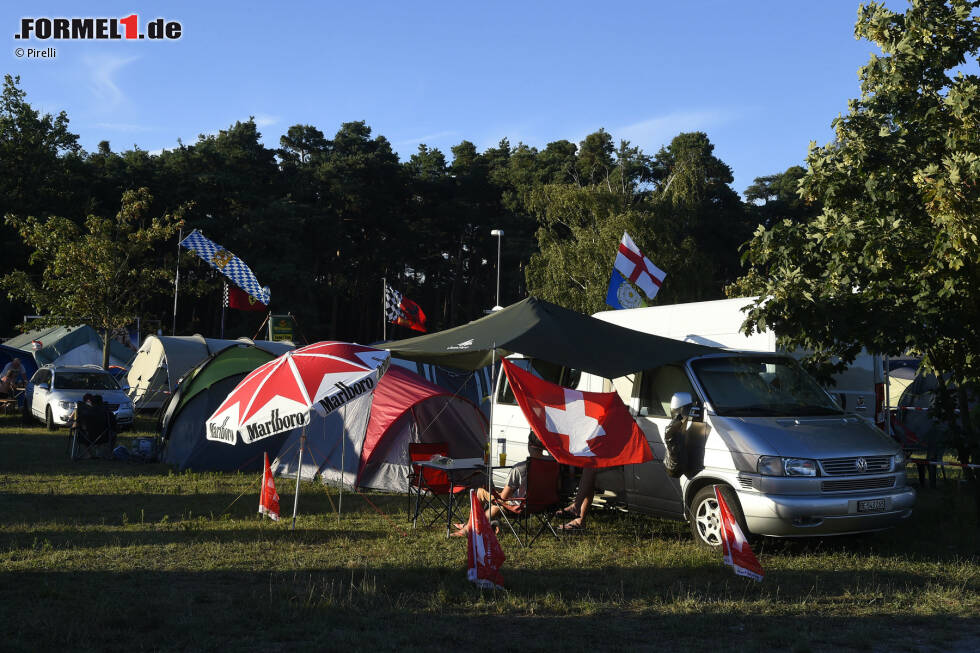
[126,335,294,410]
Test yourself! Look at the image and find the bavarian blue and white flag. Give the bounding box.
[179,230,271,306]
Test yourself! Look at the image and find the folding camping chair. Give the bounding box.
[494,456,562,548]
[69,400,117,461]
[408,442,472,529]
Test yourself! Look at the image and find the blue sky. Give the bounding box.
[4,1,886,196]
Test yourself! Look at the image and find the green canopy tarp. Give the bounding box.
[382,296,721,378]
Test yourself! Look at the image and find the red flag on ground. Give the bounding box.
[715,485,763,581]
[228,285,268,312]
[384,286,427,332]
[259,453,280,521]
[501,359,653,468]
[466,489,505,589]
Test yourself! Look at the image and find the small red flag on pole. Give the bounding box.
[466,489,505,589]
[259,452,280,521]
[715,485,763,581]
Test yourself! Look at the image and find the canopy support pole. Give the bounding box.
[291,425,306,530]
[339,403,346,521]
[487,340,497,497]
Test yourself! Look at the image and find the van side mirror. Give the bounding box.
[670,392,703,421]
[37,383,49,391]
[670,392,693,412]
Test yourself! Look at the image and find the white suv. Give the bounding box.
[25,365,135,430]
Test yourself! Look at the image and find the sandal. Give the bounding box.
[558,520,585,533]
[555,507,579,519]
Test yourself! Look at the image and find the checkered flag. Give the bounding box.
[180,230,271,306]
[384,286,403,322]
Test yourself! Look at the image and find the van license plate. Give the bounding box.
[857,499,886,513]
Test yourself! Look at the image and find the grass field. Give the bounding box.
[1,414,978,652]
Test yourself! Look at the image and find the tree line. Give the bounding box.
[0,74,808,343]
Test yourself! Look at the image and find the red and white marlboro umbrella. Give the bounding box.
[206,341,390,445]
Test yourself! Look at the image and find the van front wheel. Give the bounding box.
[689,485,749,548]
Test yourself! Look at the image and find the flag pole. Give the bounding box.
[382,278,387,341]
[172,228,182,335]
[291,424,305,530]
[251,311,271,341]
[220,281,227,338]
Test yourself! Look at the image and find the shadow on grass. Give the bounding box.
[0,490,417,526]
[0,526,387,550]
[0,566,977,652]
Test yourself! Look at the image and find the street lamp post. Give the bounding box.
[490,229,504,310]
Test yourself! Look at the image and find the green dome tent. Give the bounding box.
[160,343,294,471]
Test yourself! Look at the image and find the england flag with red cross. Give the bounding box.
[614,231,666,300]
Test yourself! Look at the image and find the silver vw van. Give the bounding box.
[492,352,916,546]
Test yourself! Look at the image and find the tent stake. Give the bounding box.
[292,425,306,530]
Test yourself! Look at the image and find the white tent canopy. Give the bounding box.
[127,335,293,410]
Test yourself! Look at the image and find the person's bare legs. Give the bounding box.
[562,466,597,529]
[451,487,499,536]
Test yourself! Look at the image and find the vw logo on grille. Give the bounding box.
[855,457,868,472]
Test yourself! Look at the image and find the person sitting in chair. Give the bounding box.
[90,395,118,453]
[450,432,547,537]
[72,394,115,458]
[0,358,26,386]
[0,371,18,399]
[68,394,95,429]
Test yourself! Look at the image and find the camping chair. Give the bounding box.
[69,401,116,461]
[494,457,561,548]
[408,442,471,529]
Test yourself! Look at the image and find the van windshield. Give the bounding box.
[690,356,843,417]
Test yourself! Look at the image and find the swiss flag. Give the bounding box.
[229,285,268,312]
[466,489,505,589]
[501,359,653,468]
[715,485,763,581]
[259,453,280,521]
